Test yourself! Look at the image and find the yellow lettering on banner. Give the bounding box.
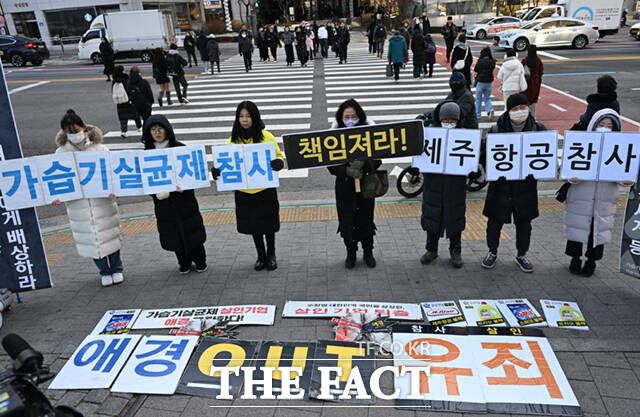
[325,345,366,382]
[198,343,246,377]
[264,346,309,380]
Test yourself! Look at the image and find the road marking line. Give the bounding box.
[632,88,640,91]
[543,71,615,77]
[536,50,569,60]
[104,124,310,138]
[8,80,50,94]
[153,96,311,108]
[549,103,567,112]
[152,104,312,116]
[129,113,310,125]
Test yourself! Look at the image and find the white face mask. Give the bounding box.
[343,118,359,127]
[441,122,457,129]
[509,109,529,124]
[242,33,247,38]
[67,132,85,144]
[596,127,612,133]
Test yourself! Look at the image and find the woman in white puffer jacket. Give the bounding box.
[564,108,633,277]
[497,49,527,106]
[53,109,124,287]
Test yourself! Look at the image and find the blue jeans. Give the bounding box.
[120,118,141,133]
[319,39,328,58]
[93,250,123,276]
[475,81,493,118]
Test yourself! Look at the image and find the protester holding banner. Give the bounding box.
[327,99,382,269]
[53,110,124,287]
[564,108,633,277]
[482,94,546,272]
[211,101,285,271]
[447,72,478,129]
[112,66,142,138]
[420,101,467,268]
[142,115,208,274]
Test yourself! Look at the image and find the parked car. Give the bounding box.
[463,16,521,40]
[0,35,49,67]
[494,17,599,52]
[629,22,640,37]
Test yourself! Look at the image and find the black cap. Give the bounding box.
[506,93,529,111]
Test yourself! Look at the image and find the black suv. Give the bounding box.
[0,35,49,67]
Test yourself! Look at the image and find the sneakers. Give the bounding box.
[181,98,190,104]
[112,272,124,284]
[101,275,113,287]
[481,251,497,269]
[515,255,534,273]
[449,249,463,269]
[569,257,582,275]
[196,264,208,273]
[489,109,495,121]
[120,132,127,138]
[179,264,191,275]
[420,251,438,265]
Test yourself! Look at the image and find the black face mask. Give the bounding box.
[450,81,465,92]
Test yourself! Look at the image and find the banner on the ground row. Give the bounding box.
[392,325,581,416]
[281,301,423,320]
[252,341,317,399]
[282,120,424,169]
[211,142,279,191]
[620,182,640,278]
[486,131,558,181]
[90,309,141,335]
[540,300,589,330]
[132,305,276,329]
[560,131,640,181]
[0,60,53,292]
[0,145,210,211]
[413,127,481,176]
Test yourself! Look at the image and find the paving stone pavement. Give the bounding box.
[0,199,639,416]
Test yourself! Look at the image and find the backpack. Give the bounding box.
[375,26,385,38]
[112,82,129,105]
[425,41,436,54]
[166,55,179,76]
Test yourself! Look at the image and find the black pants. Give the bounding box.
[210,60,220,74]
[445,40,454,61]
[253,233,275,259]
[285,44,294,63]
[339,45,348,62]
[344,236,373,251]
[186,49,198,66]
[171,74,188,103]
[426,230,461,252]
[486,217,531,257]
[260,45,268,60]
[393,62,402,80]
[242,53,252,71]
[175,244,206,269]
[565,220,604,261]
[270,45,278,61]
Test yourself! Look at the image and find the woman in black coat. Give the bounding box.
[424,34,436,77]
[152,48,172,106]
[196,31,209,72]
[295,26,308,67]
[99,37,115,82]
[420,101,467,268]
[450,34,473,90]
[142,114,207,274]
[127,66,154,124]
[328,99,381,269]
[411,29,425,78]
[112,65,141,138]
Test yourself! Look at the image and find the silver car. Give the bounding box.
[494,17,599,52]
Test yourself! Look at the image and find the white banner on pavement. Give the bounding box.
[282,301,423,320]
[540,300,589,330]
[132,305,276,329]
[212,143,279,191]
[421,300,467,326]
[111,335,198,394]
[412,127,481,176]
[48,334,141,390]
[486,131,558,181]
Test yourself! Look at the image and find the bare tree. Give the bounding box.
[238,0,251,24]
[275,0,295,23]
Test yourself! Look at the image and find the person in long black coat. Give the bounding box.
[420,101,467,268]
[481,93,546,273]
[112,65,141,138]
[99,37,115,81]
[447,72,478,129]
[265,25,279,62]
[295,26,308,67]
[142,114,207,274]
[183,31,198,67]
[328,99,381,269]
[450,34,473,90]
[411,29,425,78]
[571,75,620,131]
[196,31,209,73]
[127,66,154,124]
[424,34,436,77]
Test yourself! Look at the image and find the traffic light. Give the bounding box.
[254,0,259,10]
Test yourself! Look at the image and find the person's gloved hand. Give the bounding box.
[405,56,409,63]
[211,167,221,180]
[388,58,391,64]
[346,160,365,179]
[270,159,284,171]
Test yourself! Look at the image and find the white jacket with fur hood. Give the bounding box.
[497,56,526,93]
[55,125,122,259]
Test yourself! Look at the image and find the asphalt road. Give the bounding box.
[3,30,640,219]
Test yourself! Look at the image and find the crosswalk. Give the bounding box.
[102,44,506,182]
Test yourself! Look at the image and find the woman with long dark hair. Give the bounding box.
[521,44,544,118]
[211,101,285,271]
[328,99,381,269]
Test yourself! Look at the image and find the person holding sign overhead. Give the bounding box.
[53,110,124,287]
[481,94,547,273]
[564,109,633,277]
[420,101,467,268]
[142,115,207,275]
[211,101,285,271]
[328,99,382,269]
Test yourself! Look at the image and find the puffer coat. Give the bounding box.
[55,125,122,259]
[564,109,626,246]
[497,56,526,93]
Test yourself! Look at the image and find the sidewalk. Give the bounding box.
[1,192,640,416]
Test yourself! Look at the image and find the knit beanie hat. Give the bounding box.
[439,102,461,121]
[506,93,529,111]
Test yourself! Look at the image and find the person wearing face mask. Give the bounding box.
[53,109,124,287]
[420,101,467,268]
[328,99,382,269]
[497,49,527,107]
[142,115,207,274]
[564,109,633,277]
[238,29,254,72]
[447,72,478,129]
[481,94,546,273]
[210,101,285,271]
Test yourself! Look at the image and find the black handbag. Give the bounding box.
[385,63,393,77]
[361,170,389,199]
[555,183,571,203]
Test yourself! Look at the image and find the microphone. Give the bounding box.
[2,333,43,374]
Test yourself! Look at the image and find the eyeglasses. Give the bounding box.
[150,126,165,133]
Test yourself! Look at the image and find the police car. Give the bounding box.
[463,16,522,40]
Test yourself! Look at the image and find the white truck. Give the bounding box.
[518,0,624,37]
[78,10,174,64]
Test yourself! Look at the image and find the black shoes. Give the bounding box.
[420,251,438,265]
[449,249,463,268]
[266,255,278,271]
[345,249,357,269]
[254,256,265,271]
[569,257,582,275]
[582,260,596,277]
[363,249,376,268]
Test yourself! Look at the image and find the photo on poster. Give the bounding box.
[91,309,141,335]
[540,300,589,330]
[496,299,546,327]
[459,300,506,327]
[420,301,467,326]
[252,341,317,399]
